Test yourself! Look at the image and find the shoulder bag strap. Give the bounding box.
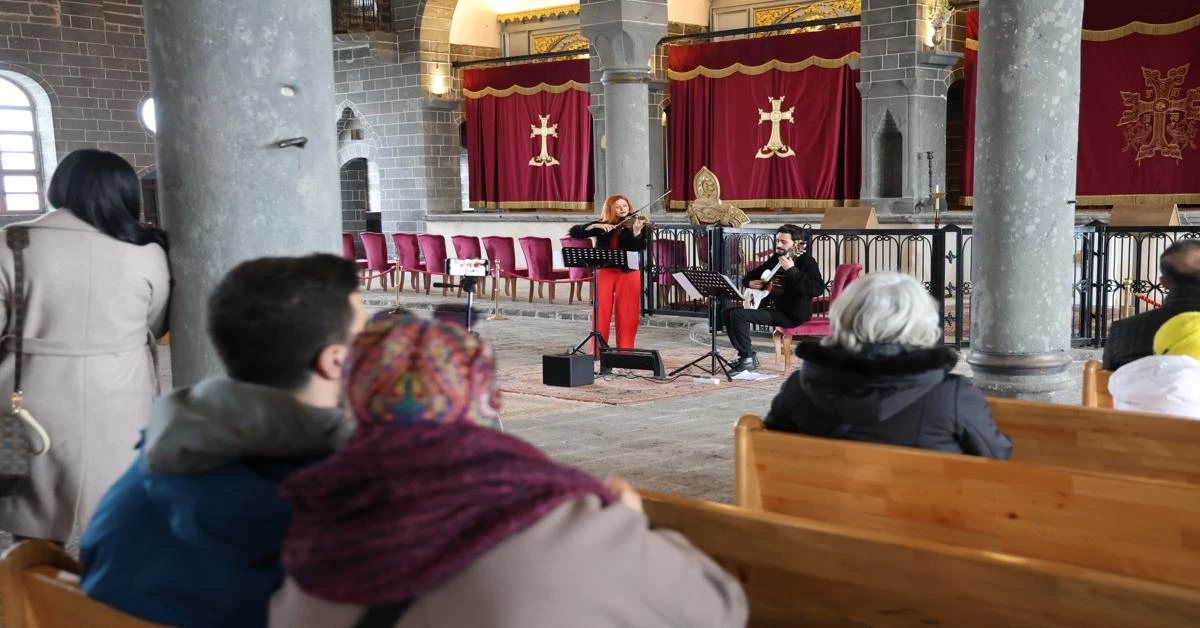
[6,227,28,409]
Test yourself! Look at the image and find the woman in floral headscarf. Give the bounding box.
[268,310,747,628]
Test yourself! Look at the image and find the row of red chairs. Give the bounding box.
[342,232,595,304]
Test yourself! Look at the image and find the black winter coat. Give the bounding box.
[765,342,1013,459]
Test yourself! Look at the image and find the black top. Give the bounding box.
[765,342,1013,459]
[742,253,825,323]
[568,222,647,273]
[1102,288,1200,370]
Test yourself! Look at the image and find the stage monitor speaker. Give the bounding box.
[600,348,665,378]
[543,353,594,387]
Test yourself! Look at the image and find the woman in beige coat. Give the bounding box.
[0,149,169,543]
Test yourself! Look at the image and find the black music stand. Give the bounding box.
[668,269,743,381]
[563,246,633,358]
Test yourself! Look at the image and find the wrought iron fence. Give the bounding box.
[332,0,392,34]
[642,222,1199,348]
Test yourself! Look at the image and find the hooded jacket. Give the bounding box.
[1109,354,1200,419]
[765,342,1012,459]
[80,377,353,628]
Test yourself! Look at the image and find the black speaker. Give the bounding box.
[543,353,594,387]
[600,348,665,378]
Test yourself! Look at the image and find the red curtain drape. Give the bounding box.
[963,4,1200,205]
[464,59,593,209]
[668,27,861,209]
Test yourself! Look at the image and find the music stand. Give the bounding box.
[563,246,633,358]
[668,269,743,381]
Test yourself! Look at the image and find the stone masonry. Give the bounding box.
[0,0,153,226]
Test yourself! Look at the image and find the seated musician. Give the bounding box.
[723,224,823,375]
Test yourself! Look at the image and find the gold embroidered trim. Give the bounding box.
[497,4,579,24]
[965,38,978,51]
[463,80,589,99]
[1082,13,1200,41]
[667,52,860,81]
[670,198,860,209]
[470,201,593,211]
[1076,193,1200,205]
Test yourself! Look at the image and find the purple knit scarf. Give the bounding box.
[279,422,613,606]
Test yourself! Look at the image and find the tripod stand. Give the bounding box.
[562,247,632,358]
[431,275,480,334]
[667,269,743,381]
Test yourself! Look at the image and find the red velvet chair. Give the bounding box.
[342,232,368,282]
[650,238,687,309]
[391,233,426,293]
[558,236,593,305]
[451,235,487,296]
[417,234,451,296]
[481,235,528,299]
[518,236,571,304]
[774,263,863,370]
[358,232,394,290]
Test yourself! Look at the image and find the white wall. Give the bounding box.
[668,0,709,26]
[450,0,501,47]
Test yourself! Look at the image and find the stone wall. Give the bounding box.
[340,156,369,234]
[0,0,153,225]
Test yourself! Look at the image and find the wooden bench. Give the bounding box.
[735,415,1200,590]
[988,397,1200,484]
[1,540,164,628]
[642,490,1200,627]
[1082,359,1113,407]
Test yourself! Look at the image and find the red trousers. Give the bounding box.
[594,267,641,352]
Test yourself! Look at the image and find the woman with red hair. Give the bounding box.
[568,195,648,356]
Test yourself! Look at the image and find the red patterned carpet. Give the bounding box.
[497,347,788,405]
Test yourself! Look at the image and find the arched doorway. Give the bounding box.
[340,157,369,255]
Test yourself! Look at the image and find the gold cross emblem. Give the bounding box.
[756,97,796,159]
[1118,64,1200,163]
[529,115,560,167]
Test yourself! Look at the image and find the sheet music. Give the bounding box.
[626,251,641,270]
[721,274,743,295]
[673,272,702,301]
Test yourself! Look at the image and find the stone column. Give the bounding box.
[581,0,667,211]
[858,0,961,217]
[647,81,668,215]
[966,0,1084,401]
[145,1,340,386]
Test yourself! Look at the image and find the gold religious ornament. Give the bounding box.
[757,97,796,159]
[753,0,860,35]
[532,31,589,55]
[529,115,560,167]
[686,166,750,227]
[1118,63,1200,163]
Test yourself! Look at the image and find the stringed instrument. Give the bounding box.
[743,241,805,310]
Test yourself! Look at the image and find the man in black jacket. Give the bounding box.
[723,224,824,375]
[1103,239,1200,370]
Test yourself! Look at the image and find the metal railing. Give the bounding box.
[332,0,392,34]
[641,222,1200,348]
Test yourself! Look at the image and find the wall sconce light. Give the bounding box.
[430,62,448,96]
[926,0,953,49]
[660,110,667,127]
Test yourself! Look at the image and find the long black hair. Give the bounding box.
[47,149,168,251]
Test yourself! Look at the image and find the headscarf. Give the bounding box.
[280,311,612,606]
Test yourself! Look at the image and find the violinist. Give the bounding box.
[568,195,650,360]
[723,224,824,375]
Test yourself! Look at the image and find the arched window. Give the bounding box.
[0,76,42,213]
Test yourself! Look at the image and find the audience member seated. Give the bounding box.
[1104,240,1200,370]
[79,254,368,628]
[764,272,1012,459]
[1109,312,1200,419]
[269,310,748,628]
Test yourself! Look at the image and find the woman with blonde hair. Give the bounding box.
[765,272,1012,458]
[568,195,648,356]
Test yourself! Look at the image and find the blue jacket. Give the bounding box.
[79,377,352,628]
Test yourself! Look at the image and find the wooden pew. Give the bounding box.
[735,415,1200,590]
[1082,359,1113,407]
[987,397,1200,484]
[642,490,1200,627]
[0,540,164,628]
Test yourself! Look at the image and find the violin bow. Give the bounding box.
[614,189,672,227]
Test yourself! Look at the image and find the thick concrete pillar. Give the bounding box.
[966,0,1084,401]
[581,0,666,211]
[145,1,340,386]
[859,0,961,218]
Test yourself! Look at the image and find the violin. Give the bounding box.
[595,190,671,234]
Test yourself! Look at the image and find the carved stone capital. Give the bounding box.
[580,0,666,72]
